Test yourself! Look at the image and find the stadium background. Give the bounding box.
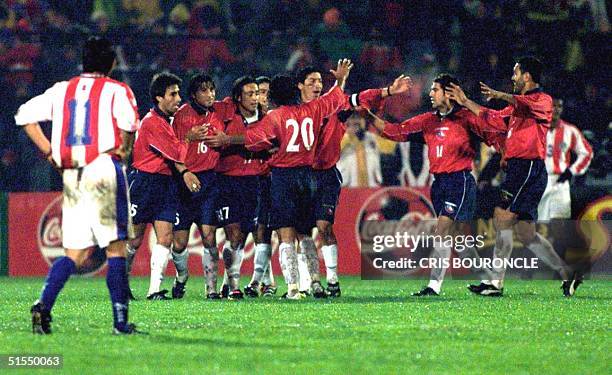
[0,1,609,276]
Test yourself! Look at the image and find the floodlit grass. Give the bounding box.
[0,277,610,374]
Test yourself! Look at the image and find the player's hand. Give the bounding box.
[388,74,412,96]
[186,125,208,142]
[447,83,469,105]
[330,58,353,86]
[202,129,230,148]
[183,172,201,192]
[479,82,503,101]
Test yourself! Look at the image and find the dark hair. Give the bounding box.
[149,72,182,104]
[188,73,215,99]
[255,76,271,85]
[231,75,257,103]
[433,73,460,93]
[295,66,321,84]
[516,56,543,84]
[270,74,299,106]
[82,36,116,74]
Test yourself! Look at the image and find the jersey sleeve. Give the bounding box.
[244,114,277,151]
[113,83,140,132]
[381,114,426,142]
[148,121,187,163]
[14,82,65,126]
[352,88,384,110]
[568,125,593,175]
[513,93,552,122]
[477,105,512,132]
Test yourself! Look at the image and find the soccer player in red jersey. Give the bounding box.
[16,37,141,334]
[171,73,225,299]
[447,57,579,296]
[357,73,504,296]
[127,72,201,300]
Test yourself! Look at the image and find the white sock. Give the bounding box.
[279,242,298,291]
[301,237,320,284]
[222,243,244,290]
[428,243,451,293]
[262,260,275,285]
[171,249,189,283]
[202,247,218,294]
[126,243,137,274]
[321,244,338,284]
[491,229,513,289]
[297,252,311,291]
[526,233,569,279]
[148,244,170,296]
[251,243,272,285]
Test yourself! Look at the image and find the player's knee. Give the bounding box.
[156,233,173,248]
[317,222,336,245]
[202,234,216,249]
[173,238,187,253]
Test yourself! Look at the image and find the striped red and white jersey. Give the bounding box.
[545,120,593,175]
[14,73,140,169]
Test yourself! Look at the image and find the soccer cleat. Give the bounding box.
[228,289,244,300]
[326,282,341,298]
[562,272,584,297]
[299,290,311,297]
[113,323,147,335]
[31,301,52,335]
[282,290,306,300]
[261,284,277,297]
[146,290,171,300]
[206,292,222,300]
[220,284,230,299]
[468,283,503,297]
[311,281,327,299]
[172,278,188,299]
[244,282,259,298]
[412,287,439,296]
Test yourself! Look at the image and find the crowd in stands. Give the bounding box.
[0,0,609,192]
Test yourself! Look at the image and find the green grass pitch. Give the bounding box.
[0,277,610,374]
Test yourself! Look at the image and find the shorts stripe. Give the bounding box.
[112,158,128,240]
[511,160,534,208]
[453,171,468,220]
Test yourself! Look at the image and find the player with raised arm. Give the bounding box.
[446,57,578,296]
[127,72,202,300]
[16,37,142,334]
[356,73,503,296]
[171,73,225,299]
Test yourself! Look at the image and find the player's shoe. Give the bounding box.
[244,282,259,298]
[412,287,439,296]
[299,290,311,297]
[31,301,52,335]
[228,289,244,300]
[468,283,503,297]
[220,284,230,299]
[282,290,306,300]
[261,284,277,297]
[172,278,188,299]
[326,282,341,298]
[113,323,147,335]
[206,292,222,300]
[311,281,327,299]
[562,271,583,297]
[146,290,171,300]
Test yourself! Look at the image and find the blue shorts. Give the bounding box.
[256,175,271,228]
[128,169,178,225]
[431,170,476,221]
[270,166,314,234]
[216,174,259,233]
[175,170,219,231]
[313,166,343,223]
[499,158,547,221]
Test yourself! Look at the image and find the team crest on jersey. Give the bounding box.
[434,127,449,140]
[444,201,457,214]
[37,196,107,275]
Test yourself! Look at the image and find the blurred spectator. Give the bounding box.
[338,112,382,187]
[312,7,362,64]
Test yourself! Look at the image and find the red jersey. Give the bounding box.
[173,102,223,172]
[244,86,347,168]
[478,88,552,160]
[546,120,593,175]
[132,108,187,175]
[313,113,347,170]
[213,98,269,176]
[15,74,139,169]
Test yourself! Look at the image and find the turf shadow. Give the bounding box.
[150,334,294,349]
